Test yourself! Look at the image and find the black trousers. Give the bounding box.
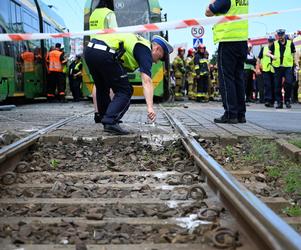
[263,71,274,103]
[274,67,293,104]
[84,44,133,125]
[218,41,248,119]
[196,74,209,94]
[47,72,64,96]
[70,77,82,101]
[244,69,254,101]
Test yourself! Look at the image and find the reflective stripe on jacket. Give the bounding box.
[48,50,63,72]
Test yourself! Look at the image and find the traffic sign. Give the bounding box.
[193,38,203,48]
[191,26,205,38]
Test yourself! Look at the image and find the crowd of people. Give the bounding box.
[45,43,83,103]
[171,44,219,102]
[171,29,301,112]
[38,0,301,133]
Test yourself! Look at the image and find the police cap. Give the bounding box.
[276,29,286,36]
[267,36,275,42]
[151,35,173,60]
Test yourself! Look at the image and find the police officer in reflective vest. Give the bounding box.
[69,55,83,102]
[89,3,118,122]
[206,0,248,124]
[258,37,275,107]
[84,34,173,135]
[270,29,296,109]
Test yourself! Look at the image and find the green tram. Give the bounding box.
[83,0,171,100]
[0,0,69,102]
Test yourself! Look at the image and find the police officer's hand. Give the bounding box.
[147,107,156,122]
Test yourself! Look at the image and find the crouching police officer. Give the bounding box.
[84,33,173,135]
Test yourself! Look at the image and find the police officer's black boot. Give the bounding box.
[285,101,291,109]
[94,113,102,123]
[214,115,238,124]
[104,124,129,135]
[276,102,283,109]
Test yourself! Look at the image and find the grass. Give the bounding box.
[243,138,280,163]
[289,139,301,149]
[50,159,60,169]
[266,166,281,178]
[243,138,301,198]
[283,205,301,217]
[224,145,235,158]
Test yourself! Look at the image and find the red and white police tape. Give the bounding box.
[0,8,301,42]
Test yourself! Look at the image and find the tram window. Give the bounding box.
[10,1,22,32]
[23,10,39,33]
[0,0,10,23]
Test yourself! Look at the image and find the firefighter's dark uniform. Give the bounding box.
[194,53,210,101]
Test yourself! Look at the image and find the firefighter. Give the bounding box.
[89,1,118,123]
[185,48,196,100]
[47,43,67,101]
[172,47,186,101]
[195,44,210,102]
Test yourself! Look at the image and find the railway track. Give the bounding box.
[0,108,300,250]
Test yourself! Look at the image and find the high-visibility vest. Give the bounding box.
[48,50,63,72]
[74,61,82,72]
[90,8,117,40]
[93,33,151,72]
[213,0,249,44]
[21,51,34,72]
[272,40,294,68]
[261,46,274,72]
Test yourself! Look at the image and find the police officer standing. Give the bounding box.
[84,34,173,135]
[206,0,248,124]
[89,1,118,123]
[270,29,296,109]
[69,55,83,102]
[258,37,275,107]
[244,43,256,102]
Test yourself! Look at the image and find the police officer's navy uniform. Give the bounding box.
[209,0,249,124]
[270,35,296,108]
[258,43,275,106]
[85,33,153,128]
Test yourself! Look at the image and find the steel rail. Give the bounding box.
[161,106,301,250]
[0,110,93,166]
